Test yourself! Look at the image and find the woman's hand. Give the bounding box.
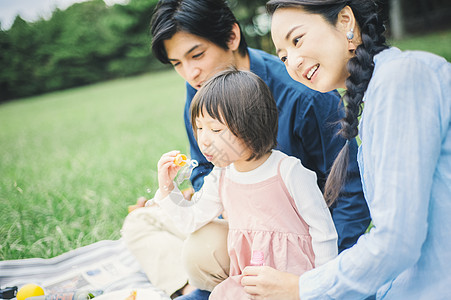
[241,266,300,300]
[157,150,182,198]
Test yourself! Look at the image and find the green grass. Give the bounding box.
[0,70,187,260]
[389,28,451,62]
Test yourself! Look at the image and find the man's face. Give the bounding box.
[164,31,236,90]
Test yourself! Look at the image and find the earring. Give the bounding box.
[346,28,356,52]
[346,28,354,40]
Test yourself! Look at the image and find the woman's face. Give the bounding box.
[271,7,353,92]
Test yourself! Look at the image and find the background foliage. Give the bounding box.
[0,0,161,102]
[1,0,450,102]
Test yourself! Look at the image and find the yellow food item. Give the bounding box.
[16,284,45,300]
[124,290,137,300]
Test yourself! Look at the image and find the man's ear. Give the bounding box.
[227,23,241,51]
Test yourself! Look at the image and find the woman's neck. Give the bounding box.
[233,151,271,172]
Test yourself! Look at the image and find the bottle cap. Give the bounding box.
[250,250,265,266]
[174,154,188,167]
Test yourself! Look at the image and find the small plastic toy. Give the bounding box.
[250,250,265,266]
[174,155,199,186]
[174,154,188,166]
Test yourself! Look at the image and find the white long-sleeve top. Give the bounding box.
[155,150,337,266]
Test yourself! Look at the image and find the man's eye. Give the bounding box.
[193,51,204,59]
[212,129,222,133]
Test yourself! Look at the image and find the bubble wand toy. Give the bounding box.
[173,154,199,186]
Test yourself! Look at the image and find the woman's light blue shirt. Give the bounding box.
[299,47,451,299]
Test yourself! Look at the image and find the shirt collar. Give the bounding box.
[248,48,268,82]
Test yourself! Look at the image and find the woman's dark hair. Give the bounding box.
[190,68,278,161]
[267,0,388,205]
[150,0,248,64]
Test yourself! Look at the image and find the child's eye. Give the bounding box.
[212,129,222,133]
[280,56,287,63]
[171,61,181,67]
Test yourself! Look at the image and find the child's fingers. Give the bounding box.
[158,150,181,168]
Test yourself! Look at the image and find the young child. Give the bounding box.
[154,68,337,298]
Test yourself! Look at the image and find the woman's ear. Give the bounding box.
[227,23,241,51]
[337,5,356,34]
[337,5,360,51]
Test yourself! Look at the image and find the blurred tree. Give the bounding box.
[389,0,404,39]
[105,0,161,77]
[230,0,274,53]
[0,0,160,101]
[0,16,39,100]
[1,0,450,102]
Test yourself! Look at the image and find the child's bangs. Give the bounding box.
[191,88,225,125]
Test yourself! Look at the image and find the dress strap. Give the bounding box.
[276,156,307,225]
[218,168,226,204]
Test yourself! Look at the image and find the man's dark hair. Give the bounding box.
[150,0,248,64]
[190,68,278,161]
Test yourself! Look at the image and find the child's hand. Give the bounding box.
[157,150,182,198]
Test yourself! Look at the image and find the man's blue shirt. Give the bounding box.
[183,48,370,252]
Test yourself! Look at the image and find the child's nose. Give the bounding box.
[198,131,211,148]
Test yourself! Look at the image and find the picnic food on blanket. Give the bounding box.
[124,290,137,300]
[16,283,45,300]
[23,290,101,299]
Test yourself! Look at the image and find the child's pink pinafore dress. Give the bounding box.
[209,158,315,299]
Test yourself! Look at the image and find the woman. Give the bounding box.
[241,0,451,299]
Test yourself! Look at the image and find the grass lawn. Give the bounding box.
[1,29,450,261]
[0,69,187,259]
[388,29,451,62]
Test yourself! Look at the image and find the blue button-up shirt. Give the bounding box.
[299,47,451,299]
[183,48,370,252]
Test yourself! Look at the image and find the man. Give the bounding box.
[122,0,370,299]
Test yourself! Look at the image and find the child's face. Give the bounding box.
[195,111,250,168]
[164,31,236,90]
[271,7,352,92]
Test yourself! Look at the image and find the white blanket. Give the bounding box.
[0,239,170,299]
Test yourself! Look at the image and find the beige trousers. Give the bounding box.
[121,206,229,295]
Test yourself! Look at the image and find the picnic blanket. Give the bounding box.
[0,239,171,299]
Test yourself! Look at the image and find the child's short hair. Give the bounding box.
[190,68,278,161]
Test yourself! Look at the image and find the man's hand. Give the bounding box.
[241,266,300,300]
